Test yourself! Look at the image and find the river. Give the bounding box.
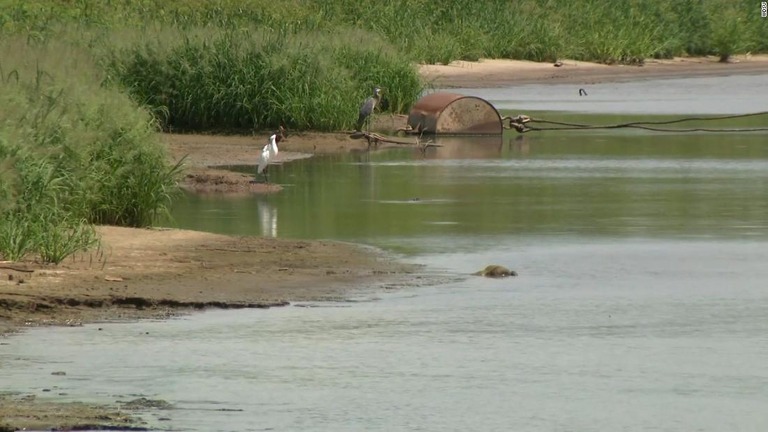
[2,74,768,431]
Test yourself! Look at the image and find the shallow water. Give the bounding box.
[2,76,768,431]
[449,73,768,114]
[170,130,768,244]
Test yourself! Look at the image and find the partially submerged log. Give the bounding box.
[349,131,442,153]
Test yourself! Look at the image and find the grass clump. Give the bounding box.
[0,39,181,263]
[2,0,766,68]
[102,28,423,132]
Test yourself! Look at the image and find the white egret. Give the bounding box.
[257,127,285,183]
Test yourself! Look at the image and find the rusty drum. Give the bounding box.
[407,93,502,135]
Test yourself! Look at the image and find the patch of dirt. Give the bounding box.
[0,226,419,333]
[181,167,283,194]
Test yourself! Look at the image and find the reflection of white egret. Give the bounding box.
[257,127,285,183]
[256,199,278,238]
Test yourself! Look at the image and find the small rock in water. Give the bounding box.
[472,265,518,278]
[119,397,174,410]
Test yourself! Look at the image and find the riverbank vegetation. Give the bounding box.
[2,0,764,132]
[102,28,422,132]
[0,40,181,263]
[0,0,764,263]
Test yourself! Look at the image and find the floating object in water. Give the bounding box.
[407,93,502,135]
[472,265,517,278]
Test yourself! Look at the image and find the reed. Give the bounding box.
[102,27,423,132]
[0,38,180,263]
[3,0,764,64]
[2,0,764,136]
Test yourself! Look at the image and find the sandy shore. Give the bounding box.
[1,54,766,430]
[420,54,768,87]
[0,226,420,333]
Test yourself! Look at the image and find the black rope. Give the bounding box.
[525,125,768,133]
[516,111,768,133]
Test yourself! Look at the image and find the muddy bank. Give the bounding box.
[165,118,409,195]
[0,226,419,334]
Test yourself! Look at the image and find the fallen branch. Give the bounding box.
[0,265,35,273]
[350,131,442,153]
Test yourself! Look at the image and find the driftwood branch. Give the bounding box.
[350,131,442,153]
[0,265,35,273]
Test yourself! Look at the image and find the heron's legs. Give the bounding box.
[254,167,269,184]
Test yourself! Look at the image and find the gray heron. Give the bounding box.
[356,86,382,132]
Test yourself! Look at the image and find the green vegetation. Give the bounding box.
[0,39,181,263]
[102,28,422,132]
[0,0,764,262]
[3,0,765,62]
[2,0,765,131]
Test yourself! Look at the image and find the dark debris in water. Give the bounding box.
[118,397,173,410]
[51,425,150,431]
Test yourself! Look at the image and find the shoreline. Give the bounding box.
[0,228,425,429]
[0,226,422,335]
[170,54,768,195]
[2,54,766,430]
[419,54,768,88]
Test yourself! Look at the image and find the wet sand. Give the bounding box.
[1,55,766,430]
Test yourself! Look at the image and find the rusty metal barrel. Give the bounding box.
[407,93,502,135]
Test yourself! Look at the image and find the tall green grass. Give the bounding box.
[2,0,764,133]
[101,28,423,132]
[0,39,181,263]
[3,0,764,65]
